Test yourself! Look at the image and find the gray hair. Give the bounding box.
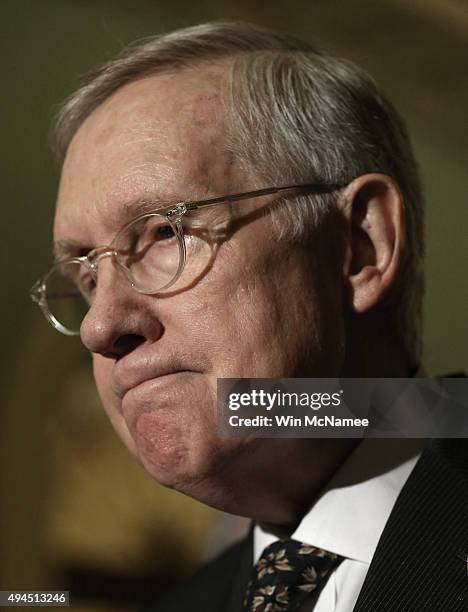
[52,21,424,367]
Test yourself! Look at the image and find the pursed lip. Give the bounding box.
[112,353,197,401]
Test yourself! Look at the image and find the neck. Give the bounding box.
[257,438,362,537]
[202,437,362,533]
[193,316,413,532]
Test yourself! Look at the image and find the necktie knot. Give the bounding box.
[244,538,344,611]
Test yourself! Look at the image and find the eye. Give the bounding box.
[155,224,175,240]
[78,274,97,303]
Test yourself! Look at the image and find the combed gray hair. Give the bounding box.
[52,21,424,367]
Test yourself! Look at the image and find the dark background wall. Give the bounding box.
[1,0,467,609]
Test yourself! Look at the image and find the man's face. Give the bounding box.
[54,64,345,507]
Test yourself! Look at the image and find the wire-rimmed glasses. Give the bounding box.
[30,182,343,336]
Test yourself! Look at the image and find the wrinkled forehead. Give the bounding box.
[54,63,238,239]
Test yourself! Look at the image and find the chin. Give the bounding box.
[132,408,194,487]
[118,371,222,489]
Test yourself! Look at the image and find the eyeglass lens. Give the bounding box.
[45,214,183,334]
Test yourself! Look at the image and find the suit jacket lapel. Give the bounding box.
[353,439,468,611]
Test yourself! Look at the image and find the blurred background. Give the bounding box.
[1,0,467,610]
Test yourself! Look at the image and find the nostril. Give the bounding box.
[112,334,146,358]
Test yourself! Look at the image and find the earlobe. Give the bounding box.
[343,174,405,313]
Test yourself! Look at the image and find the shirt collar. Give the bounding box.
[254,438,423,564]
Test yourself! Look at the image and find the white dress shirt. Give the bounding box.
[254,439,424,611]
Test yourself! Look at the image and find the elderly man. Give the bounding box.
[31,22,466,612]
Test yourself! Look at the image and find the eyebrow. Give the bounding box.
[120,196,182,218]
[53,240,88,261]
[52,195,187,261]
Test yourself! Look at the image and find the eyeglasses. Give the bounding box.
[30,182,343,336]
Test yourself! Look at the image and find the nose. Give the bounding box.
[80,259,164,359]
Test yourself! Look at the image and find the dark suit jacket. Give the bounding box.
[144,439,468,611]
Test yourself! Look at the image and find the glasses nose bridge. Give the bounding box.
[86,246,117,271]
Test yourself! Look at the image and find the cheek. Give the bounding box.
[190,261,321,377]
[179,277,283,376]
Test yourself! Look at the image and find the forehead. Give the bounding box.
[54,63,237,243]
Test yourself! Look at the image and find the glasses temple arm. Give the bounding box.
[184,183,345,212]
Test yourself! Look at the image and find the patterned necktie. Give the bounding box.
[243,539,344,612]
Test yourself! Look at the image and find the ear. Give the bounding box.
[342,173,405,313]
